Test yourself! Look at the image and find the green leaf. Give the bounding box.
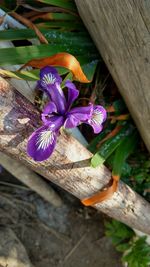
[0,67,69,81]
[134,173,145,184]
[22,66,68,78]
[107,155,132,177]
[46,13,79,20]
[0,69,23,79]
[36,0,76,11]
[87,129,110,153]
[112,130,138,176]
[113,99,127,114]
[37,21,84,30]
[82,60,98,81]
[91,124,133,167]
[0,44,98,66]
[105,220,134,246]
[123,237,150,267]
[0,29,90,44]
[116,243,131,252]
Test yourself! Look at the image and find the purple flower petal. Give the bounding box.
[38,67,66,114]
[42,113,64,130]
[49,83,66,114]
[27,125,57,161]
[41,102,57,124]
[64,105,92,128]
[65,80,79,110]
[64,114,81,128]
[69,105,92,119]
[43,101,57,114]
[40,66,62,88]
[87,105,107,133]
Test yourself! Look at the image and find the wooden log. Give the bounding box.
[0,77,150,234]
[75,0,150,152]
[0,152,62,207]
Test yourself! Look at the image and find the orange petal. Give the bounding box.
[22,52,90,83]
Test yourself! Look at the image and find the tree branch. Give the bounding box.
[1,77,150,234]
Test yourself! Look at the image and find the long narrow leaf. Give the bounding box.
[0,29,94,48]
[0,67,69,81]
[0,44,98,66]
[91,124,134,167]
[112,131,139,176]
[30,13,78,22]
[82,60,98,82]
[37,21,83,30]
[36,0,76,11]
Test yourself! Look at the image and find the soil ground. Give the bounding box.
[0,169,122,267]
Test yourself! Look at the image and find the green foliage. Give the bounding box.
[0,0,99,81]
[88,93,149,201]
[90,123,136,168]
[105,220,150,267]
[105,220,134,246]
[123,237,150,267]
[112,130,138,176]
[36,0,76,10]
[0,44,97,66]
[129,154,150,201]
[113,99,127,114]
[90,123,126,167]
[90,92,150,266]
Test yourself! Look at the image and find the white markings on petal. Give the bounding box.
[91,109,104,125]
[36,129,54,150]
[42,73,56,85]
[17,118,30,124]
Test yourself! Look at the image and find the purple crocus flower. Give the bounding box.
[27,67,106,161]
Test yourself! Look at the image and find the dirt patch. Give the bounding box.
[0,169,122,267]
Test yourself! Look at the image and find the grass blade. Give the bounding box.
[112,131,139,176]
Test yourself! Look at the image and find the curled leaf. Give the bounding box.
[22,52,90,83]
[81,177,119,206]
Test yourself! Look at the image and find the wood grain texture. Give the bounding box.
[1,77,150,233]
[75,0,150,151]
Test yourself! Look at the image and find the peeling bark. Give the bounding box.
[0,77,150,234]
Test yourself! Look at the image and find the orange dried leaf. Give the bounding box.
[22,52,90,83]
[81,178,119,206]
[82,175,120,206]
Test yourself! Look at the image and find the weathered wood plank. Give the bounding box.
[75,0,150,151]
[1,77,150,234]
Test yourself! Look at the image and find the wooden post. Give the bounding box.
[75,0,150,151]
[1,77,150,234]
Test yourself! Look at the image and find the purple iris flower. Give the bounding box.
[27,67,107,161]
